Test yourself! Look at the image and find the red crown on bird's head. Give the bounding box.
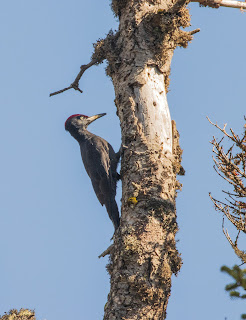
[65,114,88,127]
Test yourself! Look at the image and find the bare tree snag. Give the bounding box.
[101,2,189,319]
[49,0,245,319]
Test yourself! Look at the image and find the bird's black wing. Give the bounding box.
[80,134,115,206]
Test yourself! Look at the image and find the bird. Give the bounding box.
[65,113,120,230]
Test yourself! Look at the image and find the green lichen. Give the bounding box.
[123,233,141,255]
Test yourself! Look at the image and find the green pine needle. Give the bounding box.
[230,291,240,298]
[225,283,239,291]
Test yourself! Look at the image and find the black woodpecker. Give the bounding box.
[65,113,120,230]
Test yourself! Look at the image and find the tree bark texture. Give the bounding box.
[94,1,191,319]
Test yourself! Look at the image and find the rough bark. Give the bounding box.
[102,1,188,319]
[50,0,193,318]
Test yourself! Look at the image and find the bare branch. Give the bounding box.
[224,210,246,233]
[207,117,233,140]
[191,0,246,10]
[212,162,241,191]
[209,117,246,265]
[210,194,246,232]
[189,28,201,35]
[222,222,246,264]
[50,31,119,98]
[50,59,98,97]
[98,244,114,258]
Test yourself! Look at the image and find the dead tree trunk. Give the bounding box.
[51,0,196,319]
[102,1,191,319]
[49,0,245,316]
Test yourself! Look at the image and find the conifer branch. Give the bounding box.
[209,117,246,263]
[222,220,246,264]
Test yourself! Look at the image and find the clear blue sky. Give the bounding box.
[0,1,245,320]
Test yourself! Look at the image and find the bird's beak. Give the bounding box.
[86,113,106,125]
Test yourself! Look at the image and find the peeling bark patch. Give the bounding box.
[133,66,172,154]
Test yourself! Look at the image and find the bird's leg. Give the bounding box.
[116,144,128,161]
[115,144,128,180]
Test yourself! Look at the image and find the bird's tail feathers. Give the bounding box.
[105,198,120,230]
